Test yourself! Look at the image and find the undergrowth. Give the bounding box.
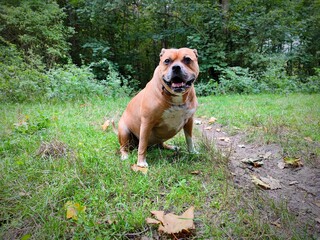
[0,94,318,239]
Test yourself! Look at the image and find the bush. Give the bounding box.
[299,68,320,93]
[0,44,48,102]
[257,55,299,93]
[196,66,258,96]
[46,64,106,101]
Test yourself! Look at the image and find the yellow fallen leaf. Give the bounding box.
[131,164,148,174]
[251,175,270,190]
[208,117,217,124]
[283,157,303,168]
[102,120,110,131]
[64,201,86,220]
[205,126,212,130]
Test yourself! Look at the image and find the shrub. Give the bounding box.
[0,44,48,102]
[299,68,320,93]
[195,66,258,96]
[46,64,106,101]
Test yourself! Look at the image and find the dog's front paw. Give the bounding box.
[121,153,129,160]
[137,160,148,168]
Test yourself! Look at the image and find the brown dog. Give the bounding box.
[117,48,199,167]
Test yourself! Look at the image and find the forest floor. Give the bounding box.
[196,119,320,238]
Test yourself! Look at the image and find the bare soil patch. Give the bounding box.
[197,119,320,237]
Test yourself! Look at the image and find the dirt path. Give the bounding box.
[196,119,320,237]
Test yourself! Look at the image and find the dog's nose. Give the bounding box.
[172,65,181,73]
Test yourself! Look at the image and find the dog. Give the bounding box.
[116,48,199,167]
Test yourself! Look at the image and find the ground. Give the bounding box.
[197,118,320,238]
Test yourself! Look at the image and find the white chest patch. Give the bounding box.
[160,105,196,132]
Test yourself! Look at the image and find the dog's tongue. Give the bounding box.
[171,82,185,88]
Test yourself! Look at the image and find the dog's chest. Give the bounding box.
[159,105,195,132]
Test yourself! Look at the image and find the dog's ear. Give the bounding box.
[193,49,198,59]
[159,48,166,57]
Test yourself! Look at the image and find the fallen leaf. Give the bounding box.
[238,144,245,148]
[316,218,320,224]
[208,117,217,124]
[304,137,313,142]
[260,176,281,190]
[147,207,195,236]
[241,158,264,167]
[283,157,303,168]
[218,137,230,143]
[289,181,299,186]
[102,120,110,131]
[271,219,282,228]
[251,175,270,190]
[131,164,148,174]
[65,201,86,220]
[205,126,212,130]
[216,128,221,132]
[191,170,201,175]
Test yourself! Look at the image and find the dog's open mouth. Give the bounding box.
[164,76,194,93]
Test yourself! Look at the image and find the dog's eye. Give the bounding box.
[164,59,171,65]
[184,57,192,64]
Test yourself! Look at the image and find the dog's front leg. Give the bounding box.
[137,120,153,167]
[183,117,198,154]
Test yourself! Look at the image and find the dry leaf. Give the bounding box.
[218,137,230,143]
[102,120,110,131]
[216,128,221,132]
[241,158,264,167]
[251,175,271,190]
[208,117,217,124]
[238,144,245,148]
[283,157,303,168]
[271,219,282,228]
[304,137,313,142]
[315,218,320,224]
[205,126,212,130]
[191,170,201,175]
[260,176,281,190]
[289,181,299,186]
[131,164,148,174]
[65,201,86,220]
[147,207,195,235]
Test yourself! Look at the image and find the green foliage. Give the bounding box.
[300,68,320,93]
[0,0,74,68]
[196,66,258,96]
[258,55,299,93]
[0,44,49,102]
[14,114,50,135]
[46,64,106,101]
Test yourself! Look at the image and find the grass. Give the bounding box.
[0,94,319,239]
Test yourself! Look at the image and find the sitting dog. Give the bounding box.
[116,48,199,167]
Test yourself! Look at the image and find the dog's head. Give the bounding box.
[159,48,199,95]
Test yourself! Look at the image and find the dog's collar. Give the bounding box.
[162,85,179,97]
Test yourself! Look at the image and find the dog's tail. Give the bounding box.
[111,120,118,135]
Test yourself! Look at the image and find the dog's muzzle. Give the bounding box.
[162,65,195,93]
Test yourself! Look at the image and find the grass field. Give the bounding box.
[1,94,319,239]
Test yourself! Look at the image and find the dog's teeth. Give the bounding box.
[172,82,185,87]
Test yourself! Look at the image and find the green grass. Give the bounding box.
[1,94,319,239]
